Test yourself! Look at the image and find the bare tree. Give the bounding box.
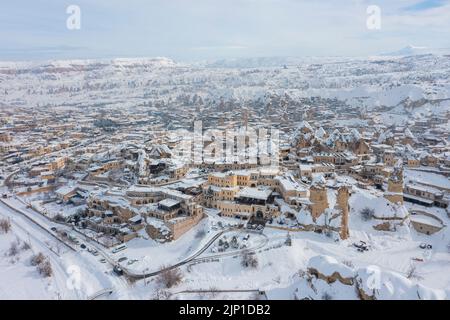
[157,267,183,288]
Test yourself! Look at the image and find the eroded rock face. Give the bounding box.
[307,266,378,300]
[357,286,376,300]
[355,277,376,300]
[307,267,354,286]
[373,221,393,231]
[145,224,171,242]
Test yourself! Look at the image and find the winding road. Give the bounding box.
[1,194,270,284]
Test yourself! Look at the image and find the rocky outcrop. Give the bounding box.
[308,267,354,286]
[307,255,355,286]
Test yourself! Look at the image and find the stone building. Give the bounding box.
[337,186,350,240]
[384,164,404,205]
[309,176,329,219]
[0,131,12,142]
[301,176,351,240]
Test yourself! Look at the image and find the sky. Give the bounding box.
[0,0,450,61]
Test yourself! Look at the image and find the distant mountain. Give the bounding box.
[381,45,450,57]
[0,57,176,75]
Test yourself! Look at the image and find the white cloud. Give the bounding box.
[0,0,449,60]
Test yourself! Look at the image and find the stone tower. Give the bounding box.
[337,186,350,240]
[309,175,329,220]
[384,162,404,205]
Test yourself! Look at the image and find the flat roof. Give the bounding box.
[237,187,272,201]
[158,198,181,208]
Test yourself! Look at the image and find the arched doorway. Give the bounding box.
[256,210,264,219]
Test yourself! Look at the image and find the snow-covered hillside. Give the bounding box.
[1,54,449,116]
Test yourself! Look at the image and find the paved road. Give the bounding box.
[1,194,270,282]
[189,231,269,263]
[123,228,235,279]
[2,197,270,281]
[0,198,76,252]
[124,229,268,279]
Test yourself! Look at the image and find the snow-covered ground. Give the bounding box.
[0,199,145,299]
[1,181,449,300]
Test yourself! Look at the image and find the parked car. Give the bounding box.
[353,241,369,252]
[118,257,127,263]
[50,227,57,232]
[419,243,432,250]
[80,244,86,249]
[113,265,123,276]
[99,258,107,264]
[127,259,138,265]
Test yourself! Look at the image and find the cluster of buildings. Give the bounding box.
[1,103,448,247]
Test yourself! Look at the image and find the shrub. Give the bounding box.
[342,260,354,268]
[54,214,66,222]
[360,207,375,221]
[31,253,53,277]
[406,265,422,280]
[241,252,258,269]
[322,292,333,300]
[21,241,31,251]
[31,252,46,266]
[195,229,206,239]
[0,218,11,234]
[153,288,171,300]
[37,260,53,278]
[157,267,183,288]
[7,241,19,256]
